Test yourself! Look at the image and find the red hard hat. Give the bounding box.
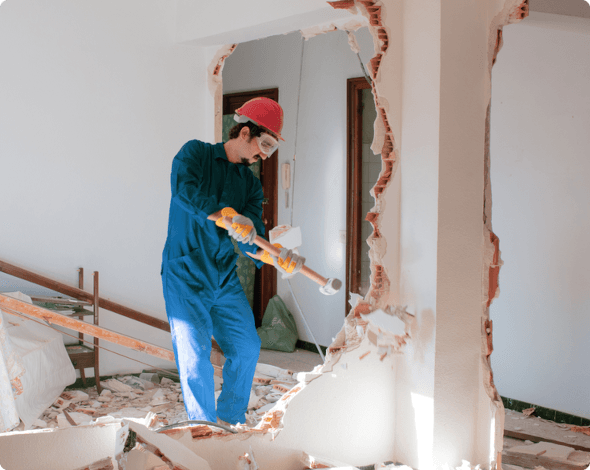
[235,97,285,141]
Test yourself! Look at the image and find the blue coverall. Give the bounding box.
[161,140,264,425]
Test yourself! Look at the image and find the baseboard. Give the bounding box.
[295,339,327,356]
[502,396,590,427]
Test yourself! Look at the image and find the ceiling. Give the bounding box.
[529,0,590,19]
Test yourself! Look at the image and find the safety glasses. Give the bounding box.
[256,133,280,155]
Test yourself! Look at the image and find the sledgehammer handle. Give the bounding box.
[208,214,329,287]
[253,236,329,287]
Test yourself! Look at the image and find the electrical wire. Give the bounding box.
[286,278,325,362]
[346,30,372,84]
[285,34,326,361]
[0,306,180,379]
[290,35,305,227]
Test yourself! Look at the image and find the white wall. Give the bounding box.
[175,0,355,46]
[222,28,375,347]
[490,12,590,418]
[0,0,208,375]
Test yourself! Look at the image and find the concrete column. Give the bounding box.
[389,0,526,467]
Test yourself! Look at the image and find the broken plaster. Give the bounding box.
[310,0,398,318]
[483,0,530,463]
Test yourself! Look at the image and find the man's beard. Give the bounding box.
[240,155,260,166]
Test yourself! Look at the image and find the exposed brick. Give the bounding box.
[382,134,395,160]
[492,29,503,66]
[484,319,493,356]
[327,0,356,9]
[259,410,284,431]
[378,107,392,133]
[487,231,500,307]
[373,185,385,197]
[354,303,372,316]
[365,211,379,224]
[370,55,382,79]
[190,426,214,440]
[213,44,237,76]
[510,0,529,21]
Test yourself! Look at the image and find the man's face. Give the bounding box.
[239,129,270,166]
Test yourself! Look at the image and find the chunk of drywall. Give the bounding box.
[128,421,212,470]
[0,422,121,470]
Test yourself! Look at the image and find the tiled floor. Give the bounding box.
[258,347,324,373]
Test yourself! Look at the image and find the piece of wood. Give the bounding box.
[504,410,590,452]
[72,457,115,470]
[508,441,577,459]
[0,293,175,363]
[0,259,170,332]
[63,409,78,427]
[93,271,101,394]
[30,296,92,306]
[503,444,590,470]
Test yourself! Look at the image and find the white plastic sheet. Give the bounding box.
[0,292,76,431]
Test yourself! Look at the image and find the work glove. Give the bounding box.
[216,207,257,245]
[261,244,305,279]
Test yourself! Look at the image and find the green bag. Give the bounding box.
[257,295,298,352]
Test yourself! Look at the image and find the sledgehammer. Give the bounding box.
[208,213,342,295]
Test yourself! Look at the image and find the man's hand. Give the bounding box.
[214,207,257,245]
[228,214,256,245]
[259,244,305,279]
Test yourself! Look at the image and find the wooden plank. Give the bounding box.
[30,296,92,306]
[502,442,590,470]
[0,293,175,363]
[505,410,590,453]
[72,457,115,470]
[0,259,170,332]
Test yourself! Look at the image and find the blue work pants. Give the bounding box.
[162,266,260,425]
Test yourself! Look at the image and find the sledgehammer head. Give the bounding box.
[319,278,342,296]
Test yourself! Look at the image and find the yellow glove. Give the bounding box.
[261,244,306,278]
[215,207,238,228]
[261,244,283,265]
[216,207,256,244]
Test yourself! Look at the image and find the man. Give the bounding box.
[161,97,304,426]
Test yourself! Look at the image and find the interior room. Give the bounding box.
[0,0,589,469]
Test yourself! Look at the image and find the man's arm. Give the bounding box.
[237,178,266,268]
[171,141,222,226]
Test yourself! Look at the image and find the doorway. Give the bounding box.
[346,77,378,313]
[222,88,279,326]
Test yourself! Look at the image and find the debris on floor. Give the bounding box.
[503,409,590,470]
[28,362,300,432]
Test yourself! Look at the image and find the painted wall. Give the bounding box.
[490,12,590,419]
[175,0,355,46]
[222,27,375,347]
[0,0,208,375]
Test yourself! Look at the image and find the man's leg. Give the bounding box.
[162,274,217,422]
[211,273,261,425]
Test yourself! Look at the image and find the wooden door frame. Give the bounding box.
[223,88,278,325]
[346,78,372,314]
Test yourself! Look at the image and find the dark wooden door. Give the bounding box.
[346,78,373,314]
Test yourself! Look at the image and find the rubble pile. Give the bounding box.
[31,363,300,431]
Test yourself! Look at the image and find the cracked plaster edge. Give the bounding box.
[326,0,398,313]
[484,1,529,465]
[207,44,238,143]
[299,16,369,40]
